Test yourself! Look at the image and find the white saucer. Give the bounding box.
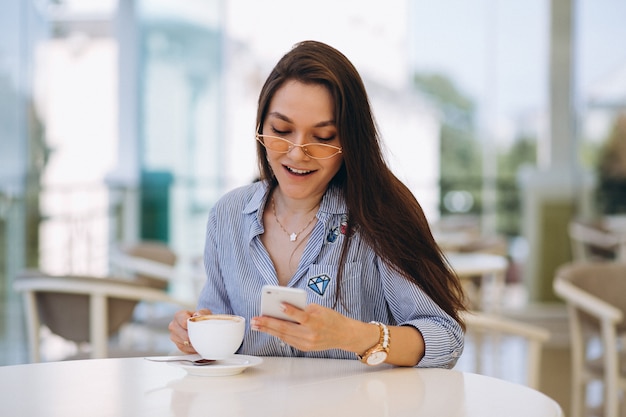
[168,354,263,377]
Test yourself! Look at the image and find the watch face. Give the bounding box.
[366,351,387,365]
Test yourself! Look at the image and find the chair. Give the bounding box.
[109,241,178,288]
[110,240,206,302]
[553,262,626,417]
[460,311,550,390]
[13,269,195,362]
[568,220,622,262]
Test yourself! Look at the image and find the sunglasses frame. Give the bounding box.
[255,132,343,160]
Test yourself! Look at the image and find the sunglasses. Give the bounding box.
[256,133,343,160]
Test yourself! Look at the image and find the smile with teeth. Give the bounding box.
[285,165,313,175]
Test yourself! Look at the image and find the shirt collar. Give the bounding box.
[242,181,268,216]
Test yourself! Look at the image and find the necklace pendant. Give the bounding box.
[289,232,297,242]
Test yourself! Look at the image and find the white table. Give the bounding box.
[446,252,509,311]
[0,357,563,417]
[433,230,477,251]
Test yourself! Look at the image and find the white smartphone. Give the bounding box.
[260,285,307,322]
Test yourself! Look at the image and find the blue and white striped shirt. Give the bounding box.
[198,181,464,368]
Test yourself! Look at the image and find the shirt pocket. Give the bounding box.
[304,262,362,315]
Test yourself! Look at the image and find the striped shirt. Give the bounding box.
[198,181,464,368]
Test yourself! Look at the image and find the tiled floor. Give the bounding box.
[1,274,573,414]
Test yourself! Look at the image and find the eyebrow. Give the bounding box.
[267,112,335,128]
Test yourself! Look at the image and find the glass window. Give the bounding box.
[136,0,224,255]
[576,0,626,215]
[410,1,548,236]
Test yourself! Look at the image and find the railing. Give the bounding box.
[1,175,527,288]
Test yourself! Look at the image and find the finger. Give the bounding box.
[192,308,212,318]
[252,315,295,336]
[266,322,312,351]
[172,309,212,353]
[180,339,196,353]
[170,331,187,350]
[170,310,196,352]
[173,310,194,330]
[279,302,306,323]
[168,321,188,344]
[171,325,197,354]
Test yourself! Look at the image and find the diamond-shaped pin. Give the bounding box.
[308,275,330,296]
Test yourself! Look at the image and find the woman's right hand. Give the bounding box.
[168,308,212,353]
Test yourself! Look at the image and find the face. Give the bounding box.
[262,80,343,201]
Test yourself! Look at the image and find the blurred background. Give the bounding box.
[1,0,626,410]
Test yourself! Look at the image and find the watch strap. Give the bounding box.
[357,321,390,364]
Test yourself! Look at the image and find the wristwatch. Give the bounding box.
[357,321,390,365]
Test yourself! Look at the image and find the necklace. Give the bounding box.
[272,197,318,242]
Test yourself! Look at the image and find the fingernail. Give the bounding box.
[251,319,259,331]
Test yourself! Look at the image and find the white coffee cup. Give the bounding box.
[187,314,245,360]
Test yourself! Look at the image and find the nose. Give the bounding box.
[287,134,311,159]
[287,144,310,159]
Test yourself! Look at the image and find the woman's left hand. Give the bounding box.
[251,303,375,354]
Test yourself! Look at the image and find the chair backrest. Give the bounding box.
[125,241,177,266]
[568,220,620,262]
[460,311,550,390]
[110,241,178,289]
[555,261,626,333]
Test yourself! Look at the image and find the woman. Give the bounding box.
[169,40,466,368]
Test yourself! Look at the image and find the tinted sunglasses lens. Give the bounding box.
[304,144,339,159]
[262,136,291,152]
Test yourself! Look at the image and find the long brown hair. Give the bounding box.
[255,41,466,328]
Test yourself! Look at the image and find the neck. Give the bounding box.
[271,193,320,243]
[272,190,323,216]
